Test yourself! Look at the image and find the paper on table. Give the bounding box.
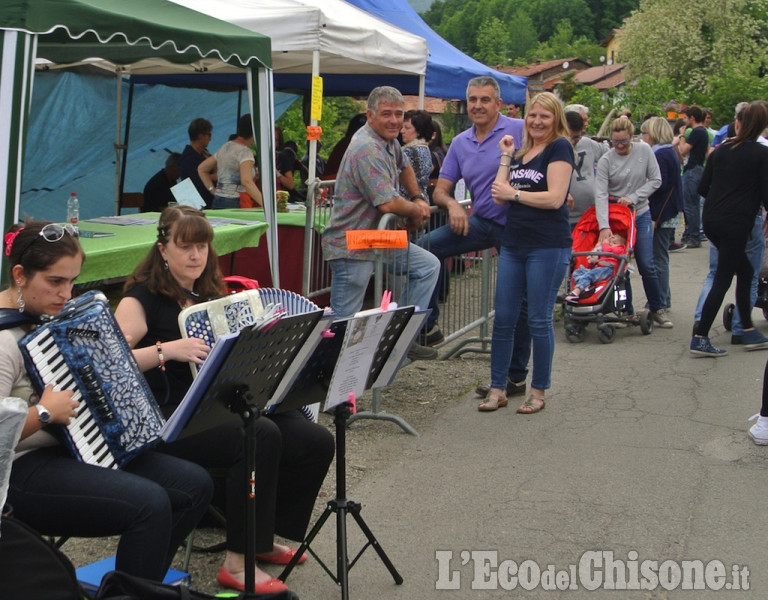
[171,177,206,209]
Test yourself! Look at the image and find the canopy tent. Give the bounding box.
[347,0,528,104]
[166,0,429,185]
[0,0,286,284]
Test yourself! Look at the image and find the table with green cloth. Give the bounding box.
[75,211,268,286]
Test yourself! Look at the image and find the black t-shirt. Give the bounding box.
[124,283,193,413]
[684,126,709,171]
[142,169,176,213]
[179,144,213,209]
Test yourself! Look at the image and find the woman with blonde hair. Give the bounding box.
[595,116,669,326]
[640,116,683,310]
[480,92,574,414]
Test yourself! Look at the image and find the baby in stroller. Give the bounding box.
[563,204,654,343]
[564,232,627,303]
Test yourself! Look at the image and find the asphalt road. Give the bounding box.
[276,239,768,600]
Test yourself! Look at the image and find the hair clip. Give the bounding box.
[4,229,23,257]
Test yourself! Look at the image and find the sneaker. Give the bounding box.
[740,329,768,351]
[731,334,743,345]
[685,237,701,249]
[748,414,768,445]
[652,309,674,328]
[475,379,526,398]
[690,335,728,357]
[418,325,444,347]
[407,343,438,361]
[668,241,687,252]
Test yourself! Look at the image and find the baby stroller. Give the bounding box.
[562,204,654,343]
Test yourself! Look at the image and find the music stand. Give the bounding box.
[279,308,422,599]
[162,310,325,598]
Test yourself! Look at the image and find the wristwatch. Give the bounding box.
[410,193,426,202]
[512,189,521,202]
[35,403,51,424]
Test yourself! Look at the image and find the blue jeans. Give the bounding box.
[491,246,570,391]
[682,165,704,239]
[652,227,675,309]
[328,242,439,319]
[572,265,615,291]
[694,215,764,335]
[212,195,240,209]
[417,215,531,381]
[8,447,213,581]
[626,211,664,313]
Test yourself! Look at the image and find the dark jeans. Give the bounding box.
[682,165,704,239]
[8,446,213,581]
[161,410,334,554]
[417,215,531,382]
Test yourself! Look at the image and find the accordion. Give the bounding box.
[179,288,321,376]
[19,291,164,469]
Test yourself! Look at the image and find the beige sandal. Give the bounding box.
[478,390,508,412]
[517,394,545,414]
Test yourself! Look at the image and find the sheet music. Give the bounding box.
[171,177,206,209]
[324,309,394,412]
[372,310,429,388]
[159,332,238,442]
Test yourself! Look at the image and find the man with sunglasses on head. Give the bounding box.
[416,76,532,399]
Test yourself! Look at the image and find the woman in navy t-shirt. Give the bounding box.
[479,92,574,414]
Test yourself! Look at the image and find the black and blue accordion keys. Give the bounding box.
[19,290,164,469]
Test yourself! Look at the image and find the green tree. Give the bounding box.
[507,9,539,61]
[620,0,768,97]
[475,16,509,65]
[567,86,615,135]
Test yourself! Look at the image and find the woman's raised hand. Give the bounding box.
[498,134,515,153]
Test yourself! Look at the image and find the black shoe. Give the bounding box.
[475,379,526,398]
[407,343,438,361]
[418,325,444,347]
[732,334,743,345]
[686,238,701,249]
[668,241,687,252]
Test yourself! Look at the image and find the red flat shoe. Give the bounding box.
[216,566,289,593]
[254,548,307,565]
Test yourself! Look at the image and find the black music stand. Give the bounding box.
[162,310,325,598]
[279,308,419,600]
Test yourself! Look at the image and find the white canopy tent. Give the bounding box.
[169,0,429,183]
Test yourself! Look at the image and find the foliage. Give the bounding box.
[475,16,509,65]
[566,86,615,135]
[276,96,365,158]
[620,0,768,103]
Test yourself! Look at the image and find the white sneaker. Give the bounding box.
[748,414,768,445]
[652,309,674,328]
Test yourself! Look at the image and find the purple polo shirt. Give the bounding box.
[438,114,524,225]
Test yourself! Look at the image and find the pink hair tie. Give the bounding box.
[4,229,23,257]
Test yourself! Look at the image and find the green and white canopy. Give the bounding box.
[0,0,282,282]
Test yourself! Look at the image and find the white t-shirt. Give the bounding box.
[214,140,256,198]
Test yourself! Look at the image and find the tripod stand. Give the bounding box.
[278,401,402,600]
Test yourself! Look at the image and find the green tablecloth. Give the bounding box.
[76,211,268,284]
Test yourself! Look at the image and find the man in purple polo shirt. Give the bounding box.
[416,76,532,398]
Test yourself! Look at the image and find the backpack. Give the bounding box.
[0,508,90,600]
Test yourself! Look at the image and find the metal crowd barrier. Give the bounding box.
[303,182,499,434]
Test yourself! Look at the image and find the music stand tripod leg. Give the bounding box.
[228,385,262,599]
[279,402,403,599]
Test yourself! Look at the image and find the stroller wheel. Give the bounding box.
[639,309,653,335]
[565,323,586,343]
[598,325,615,344]
[723,304,734,331]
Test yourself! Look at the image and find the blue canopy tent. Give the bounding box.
[346,0,527,103]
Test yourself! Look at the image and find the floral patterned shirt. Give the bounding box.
[321,123,410,262]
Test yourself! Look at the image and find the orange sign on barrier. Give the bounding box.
[345,230,408,250]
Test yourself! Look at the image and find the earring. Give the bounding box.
[163,260,169,271]
[16,286,25,313]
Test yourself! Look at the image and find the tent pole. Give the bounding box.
[250,67,279,287]
[116,77,134,215]
[418,74,425,110]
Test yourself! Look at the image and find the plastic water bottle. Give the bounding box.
[66,192,79,232]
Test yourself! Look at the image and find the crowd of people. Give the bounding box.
[2,77,767,597]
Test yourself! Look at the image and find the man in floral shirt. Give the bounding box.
[322,86,440,358]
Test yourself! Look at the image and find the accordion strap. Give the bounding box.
[0,309,40,331]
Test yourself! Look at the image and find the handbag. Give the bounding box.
[652,187,675,230]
